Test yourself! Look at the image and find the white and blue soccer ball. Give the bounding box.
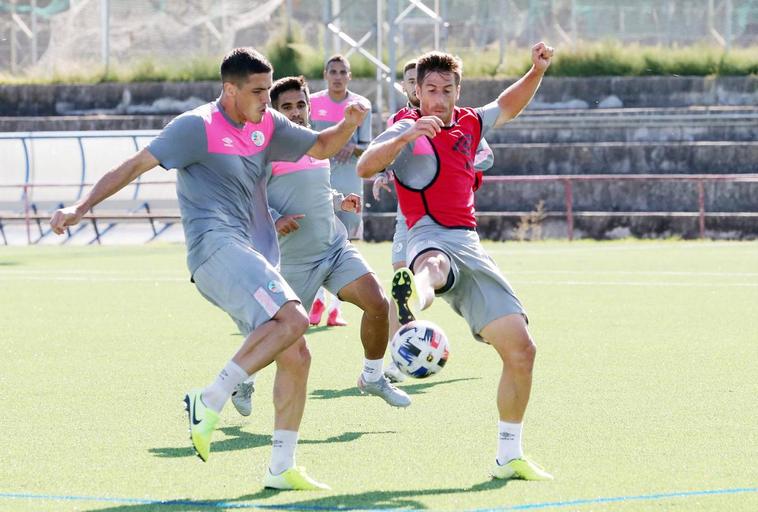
[390,320,450,379]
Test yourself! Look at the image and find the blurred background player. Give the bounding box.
[372,59,494,383]
[230,76,410,415]
[308,55,373,327]
[358,44,554,481]
[50,47,369,491]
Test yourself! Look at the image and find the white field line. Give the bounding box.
[1,274,757,287]
[485,241,757,255]
[508,270,758,277]
[0,269,182,275]
[512,279,758,288]
[0,275,186,282]
[2,269,758,278]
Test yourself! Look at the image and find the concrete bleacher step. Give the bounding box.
[0,115,173,132]
[473,179,758,212]
[363,179,758,215]
[362,211,758,241]
[488,141,758,175]
[489,106,758,144]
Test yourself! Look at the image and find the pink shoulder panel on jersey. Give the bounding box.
[310,91,344,123]
[310,91,370,124]
[271,154,330,177]
[205,106,275,156]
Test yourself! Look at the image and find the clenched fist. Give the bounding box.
[344,102,369,128]
[340,193,362,213]
[49,206,83,235]
[531,42,554,72]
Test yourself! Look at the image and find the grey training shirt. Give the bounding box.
[147,100,318,273]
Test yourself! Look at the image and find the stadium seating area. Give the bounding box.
[1,78,757,244]
[0,131,179,245]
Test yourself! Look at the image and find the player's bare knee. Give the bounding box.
[487,324,535,374]
[365,290,390,318]
[275,302,309,339]
[508,334,536,375]
[416,253,450,288]
[520,339,537,368]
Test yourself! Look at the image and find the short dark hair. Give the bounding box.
[403,59,417,74]
[325,54,351,72]
[220,47,272,85]
[416,51,462,86]
[270,76,310,108]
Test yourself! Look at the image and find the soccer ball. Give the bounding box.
[390,320,450,379]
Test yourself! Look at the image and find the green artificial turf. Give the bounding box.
[1,240,756,511]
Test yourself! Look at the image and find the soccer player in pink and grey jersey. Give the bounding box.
[308,55,373,327]
[358,44,555,481]
[49,47,369,491]
[229,76,410,413]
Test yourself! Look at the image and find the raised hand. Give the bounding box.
[532,42,554,72]
[344,102,369,127]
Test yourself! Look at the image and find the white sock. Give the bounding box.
[244,372,258,386]
[314,287,326,304]
[201,360,249,413]
[497,421,524,464]
[328,295,342,312]
[269,429,298,475]
[362,358,384,382]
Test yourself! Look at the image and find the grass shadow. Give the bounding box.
[310,377,480,400]
[306,325,333,334]
[149,427,395,459]
[83,477,509,511]
[245,478,511,510]
[229,324,338,338]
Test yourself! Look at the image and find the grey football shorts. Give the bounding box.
[407,223,526,342]
[281,241,372,311]
[192,241,300,336]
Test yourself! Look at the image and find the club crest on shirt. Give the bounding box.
[267,280,283,293]
[251,130,265,147]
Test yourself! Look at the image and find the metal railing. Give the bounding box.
[0,181,178,245]
[2,174,758,244]
[482,174,758,240]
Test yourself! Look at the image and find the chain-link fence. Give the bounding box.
[1,0,756,77]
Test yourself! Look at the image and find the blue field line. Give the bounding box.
[0,486,757,511]
[477,486,758,511]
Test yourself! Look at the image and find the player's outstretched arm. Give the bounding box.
[357,116,443,178]
[308,103,368,159]
[492,42,554,128]
[49,148,159,235]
